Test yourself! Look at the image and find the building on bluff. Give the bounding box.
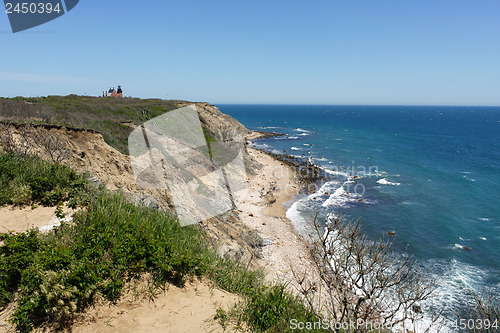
[103,85,123,98]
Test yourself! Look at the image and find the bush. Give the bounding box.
[0,230,40,307]
[0,153,86,206]
[244,285,322,332]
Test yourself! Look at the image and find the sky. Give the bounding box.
[1,0,499,106]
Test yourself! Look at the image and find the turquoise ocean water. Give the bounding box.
[217,104,500,325]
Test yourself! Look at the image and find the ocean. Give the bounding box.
[217,104,500,327]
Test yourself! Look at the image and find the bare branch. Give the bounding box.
[292,214,437,332]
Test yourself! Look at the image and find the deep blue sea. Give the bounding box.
[217,104,500,325]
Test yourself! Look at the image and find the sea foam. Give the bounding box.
[377,178,401,186]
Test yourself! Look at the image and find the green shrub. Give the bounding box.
[0,230,40,307]
[245,285,322,332]
[0,153,86,206]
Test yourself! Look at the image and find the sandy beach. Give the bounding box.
[238,147,318,289]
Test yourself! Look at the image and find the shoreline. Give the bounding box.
[241,132,457,333]
[237,145,321,289]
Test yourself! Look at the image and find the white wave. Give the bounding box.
[295,128,312,133]
[383,258,498,332]
[299,132,309,136]
[314,157,328,162]
[285,200,315,235]
[285,190,496,333]
[291,147,301,151]
[377,178,401,186]
[479,217,490,221]
[260,126,281,129]
[306,181,342,200]
[288,205,496,333]
[463,175,476,182]
[252,143,269,149]
[322,186,352,208]
[451,244,472,251]
[303,178,373,209]
[274,135,300,140]
[320,219,451,333]
[479,237,487,241]
[286,201,304,224]
[322,167,351,179]
[413,258,495,333]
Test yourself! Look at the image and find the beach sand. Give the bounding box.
[238,148,317,287]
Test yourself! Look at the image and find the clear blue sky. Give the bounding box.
[1,0,499,105]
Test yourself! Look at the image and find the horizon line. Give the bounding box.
[1,94,499,108]
[212,102,500,108]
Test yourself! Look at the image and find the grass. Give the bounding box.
[0,151,323,332]
[0,152,87,207]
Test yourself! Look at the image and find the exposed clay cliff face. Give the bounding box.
[175,102,262,174]
[174,102,251,142]
[0,102,265,265]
